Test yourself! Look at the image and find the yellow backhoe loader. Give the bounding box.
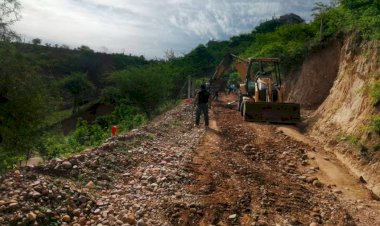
[210,53,300,123]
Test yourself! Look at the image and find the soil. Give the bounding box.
[171,94,380,226]
[286,39,342,109]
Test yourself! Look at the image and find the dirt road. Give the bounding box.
[1,94,380,226]
[169,95,380,225]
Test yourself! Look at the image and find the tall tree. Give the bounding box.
[0,44,51,170]
[61,72,95,114]
[32,38,41,45]
[0,0,21,41]
[109,64,172,118]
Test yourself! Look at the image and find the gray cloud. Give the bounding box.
[12,0,330,58]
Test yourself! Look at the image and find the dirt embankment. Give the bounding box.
[286,39,342,109]
[287,35,380,195]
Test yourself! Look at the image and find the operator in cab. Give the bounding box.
[194,84,211,127]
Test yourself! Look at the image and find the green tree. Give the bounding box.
[61,72,95,114]
[32,38,41,45]
[0,43,51,170]
[0,0,21,41]
[183,44,215,75]
[77,45,94,53]
[109,64,172,118]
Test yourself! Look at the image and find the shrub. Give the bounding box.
[38,133,70,159]
[369,79,380,106]
[69,119,107,146]
[369,115,380,135]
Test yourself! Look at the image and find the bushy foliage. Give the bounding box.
[313,0,380,40]
[40,103,147,159]
[243,23,316,69]
[369,115,380,135]
[369,79,380,106]
[109,64,173,117]
[0,43,52,171]
[60,72,95,114]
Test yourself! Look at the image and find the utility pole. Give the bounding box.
[320,17,323,41]
[191,77,195,97]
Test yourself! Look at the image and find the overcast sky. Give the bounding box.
[12,0,330,58]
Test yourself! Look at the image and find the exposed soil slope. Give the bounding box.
[286,35,380,197]
[309,37,380,196]
[286,40,342,109]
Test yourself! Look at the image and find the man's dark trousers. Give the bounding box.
[195,103,209,126]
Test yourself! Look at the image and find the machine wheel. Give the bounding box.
[238,94,243,112]
[240,101,244,116]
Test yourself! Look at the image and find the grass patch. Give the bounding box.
[369,115,380,135]
[336,133,370,158]
[369,79,380,106]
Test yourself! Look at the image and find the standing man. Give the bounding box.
[194,84,211,127]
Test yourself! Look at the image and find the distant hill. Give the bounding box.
[255,13,304,34]
[13,42,149,87]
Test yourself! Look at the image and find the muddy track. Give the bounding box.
[166,96,379,226]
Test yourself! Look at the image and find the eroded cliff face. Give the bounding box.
[308,36,379,137]
[287,35,380,195]
[286,40,342,109]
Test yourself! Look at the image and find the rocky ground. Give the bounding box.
[0,95,379,226]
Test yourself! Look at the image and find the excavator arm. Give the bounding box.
[211,53,249,82]
[209,54,250,94]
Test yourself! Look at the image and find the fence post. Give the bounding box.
[188,75,191,99]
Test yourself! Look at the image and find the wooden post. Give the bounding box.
[188,75,191,99]
[320,17,323,41]
[191,77,195,97]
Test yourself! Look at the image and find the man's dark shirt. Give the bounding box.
[198,90,210,104]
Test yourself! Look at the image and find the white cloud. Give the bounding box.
[12,0,330,58]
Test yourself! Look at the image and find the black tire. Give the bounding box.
[240,101,244,116]
[238,94,243,112]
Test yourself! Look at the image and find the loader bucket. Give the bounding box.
[243,102,300,124]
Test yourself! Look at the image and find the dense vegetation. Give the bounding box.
[0,0,379,172]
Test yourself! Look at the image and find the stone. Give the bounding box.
[26,212,36,221]
[257,220,269,226]
[62,215,71,222]
[29,191,41,199]
[137,219,147,226]
[73,208,81,217]
[78,217,87,226]
[313,180,323,188]
[310,222,319,226]
[85,181,95,189]
[8,202,19,209]
[243,144,254,152]
[306,177,318,183]
[62,161,73,169]
[147,176,157,183]
[229,214,237,219]
[121,213,136,224]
